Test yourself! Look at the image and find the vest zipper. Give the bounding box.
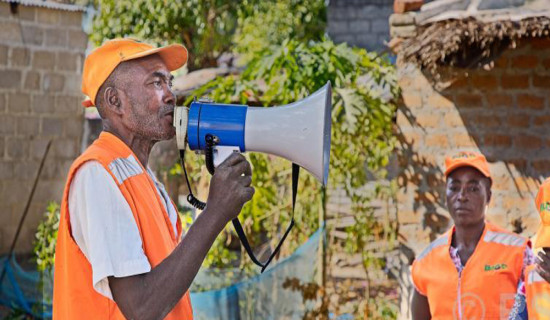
[457,269,463,320]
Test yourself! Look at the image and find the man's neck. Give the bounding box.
[103,124,155,168]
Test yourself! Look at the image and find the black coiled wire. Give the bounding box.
[180,149,206,210]
[181,134,219,210]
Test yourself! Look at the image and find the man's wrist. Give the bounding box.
[196,206,230,232]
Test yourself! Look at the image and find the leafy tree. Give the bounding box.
[91,0,326,70]
[185,37,399,314]
[91,0,244,70]
[233,0,326,63]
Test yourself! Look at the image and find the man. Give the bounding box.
[525,178,550,319]
[411,151,533,320]
[53,39,255,319]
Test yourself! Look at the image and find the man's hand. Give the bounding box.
[206,153,255,222]
[536,249,550,284]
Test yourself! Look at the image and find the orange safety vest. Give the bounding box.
[53,132,193,319]
[411,222,528,320]
[526,264,550,319]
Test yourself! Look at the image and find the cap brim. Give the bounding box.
[445,163,491,180]
[535,225,550,249]
[123,44,188,72]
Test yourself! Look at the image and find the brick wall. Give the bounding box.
[0,2,86,254]
[327,0,393,51]
[394,39,550,318]
[397,39,550,254]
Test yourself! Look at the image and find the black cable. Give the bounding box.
[180,149,206,210]
[180,136,298,273]
[204,134,217,175]
[181,133,217,210]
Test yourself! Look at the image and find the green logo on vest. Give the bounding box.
[540,201,550,213]
[484,263,507,271]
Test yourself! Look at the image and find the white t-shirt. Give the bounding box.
[68,160,179,300]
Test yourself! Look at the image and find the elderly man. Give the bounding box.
[411,151,533,320]
[53,39,254,319]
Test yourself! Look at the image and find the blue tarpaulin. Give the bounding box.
[0,227,324,319]
[191,227,324,319]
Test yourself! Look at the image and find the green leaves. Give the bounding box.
[183,37,399,273]
[333,87,363,132]
[92,0,242,70]
[33,202,60,273]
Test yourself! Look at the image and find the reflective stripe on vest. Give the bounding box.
[411,222,528,320]
[53,132,192,320]
[416,235,448,262]
[108,154,143,184]
[484,230,526,247]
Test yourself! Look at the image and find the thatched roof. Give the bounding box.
[395,0,550,79]
[401,16,550,77]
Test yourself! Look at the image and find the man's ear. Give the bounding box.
[104,86,122,114]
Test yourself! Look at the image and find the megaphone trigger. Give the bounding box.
[213,146,242,167]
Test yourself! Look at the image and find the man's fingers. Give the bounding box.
[231,159,252,177]
[536,255,550,278]
[242,186,255,201]
[538,252,550,270]
[539,251,550,263]
[241,175,252,187]
[537,264,550,283]
[218,152,246,168]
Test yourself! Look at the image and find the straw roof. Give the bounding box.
[397,0,550,78]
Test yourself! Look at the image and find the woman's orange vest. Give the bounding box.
[53,132,193,319]
[525,264,550,319]
[411,222,529,319]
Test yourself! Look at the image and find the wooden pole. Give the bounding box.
[317,187,327,317]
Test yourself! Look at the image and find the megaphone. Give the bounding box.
[173,81,332,271]
[174,81,331,186]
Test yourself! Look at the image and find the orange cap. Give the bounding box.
[534,178,550,248]
[444,151,491,180]
[81,38,188,107]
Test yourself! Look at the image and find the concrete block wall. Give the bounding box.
[327,0,393,52]
[0,2,86,253]
[396,38,550,255]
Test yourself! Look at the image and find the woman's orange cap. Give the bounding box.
[444,151,491,180]
[81,38,188,107]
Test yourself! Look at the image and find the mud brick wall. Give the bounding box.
[396,38,550,254]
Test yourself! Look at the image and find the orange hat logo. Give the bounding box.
[452,152,477,160]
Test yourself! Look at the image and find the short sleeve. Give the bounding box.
[411,260,427,296]
[68,161,151,300]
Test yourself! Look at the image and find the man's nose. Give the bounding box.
[163,86,176,105]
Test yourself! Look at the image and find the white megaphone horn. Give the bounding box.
[173,81,332,186]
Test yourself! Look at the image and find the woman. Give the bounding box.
[411,151,533,320]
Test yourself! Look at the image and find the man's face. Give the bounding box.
[118,55,176,141]
[446,167,491,228]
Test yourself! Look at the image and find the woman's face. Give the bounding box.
[446,167,492,228]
